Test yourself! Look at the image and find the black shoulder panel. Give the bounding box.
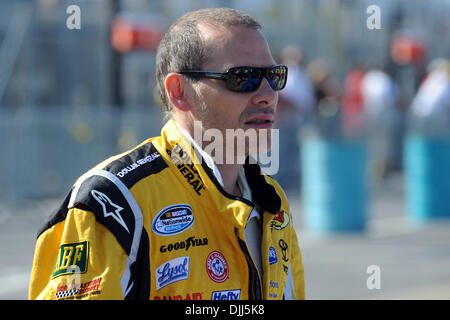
[69,174,137,255]
[37,142,164,261]
[103,142,168,189]
[37,188,73,238]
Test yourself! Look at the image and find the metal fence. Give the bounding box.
[0,106,164,203]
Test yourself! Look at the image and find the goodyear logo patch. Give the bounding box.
[52,241,89,278]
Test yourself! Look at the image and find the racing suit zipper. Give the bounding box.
[234,227,262,300]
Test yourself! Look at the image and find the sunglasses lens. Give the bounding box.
[227,67,262,92]
[226,66,287,92]
[269,66,288,90]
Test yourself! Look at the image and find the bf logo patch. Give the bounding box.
[52,241,89,278]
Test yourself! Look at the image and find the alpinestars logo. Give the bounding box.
[91,190,129,233]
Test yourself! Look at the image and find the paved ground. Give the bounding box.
[291,173,450,299]
[1,173,449,299]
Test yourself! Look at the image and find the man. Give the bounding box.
[29,8,305,300]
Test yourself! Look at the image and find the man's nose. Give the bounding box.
[251,77,277,107]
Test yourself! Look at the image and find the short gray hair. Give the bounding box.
[155,8,261,113]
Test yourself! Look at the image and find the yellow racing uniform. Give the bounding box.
[29,119,305,300]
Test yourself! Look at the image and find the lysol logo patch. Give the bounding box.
[155,256,190,290]
[211,289,241,300]
[206,251,229,283]
[52,241,89,278]
[152,204,194,236]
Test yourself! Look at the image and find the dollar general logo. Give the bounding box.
[52,241,89,278]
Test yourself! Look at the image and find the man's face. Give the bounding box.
[188,24,278,161]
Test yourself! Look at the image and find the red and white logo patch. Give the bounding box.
[206,251,229,283]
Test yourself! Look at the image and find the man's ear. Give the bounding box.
[165,73,192,112]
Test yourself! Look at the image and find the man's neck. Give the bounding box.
[216,163,243,197]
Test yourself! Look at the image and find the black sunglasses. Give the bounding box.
[180,64,288,93]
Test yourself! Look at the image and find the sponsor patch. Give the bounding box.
[155,256,190,290]
[55,277,102,300]
[103,142,168,189]
[269,246,278,265]
[270,210,290,230]
[279,239,289,262]
[116,152,161,178]
[270,280,279,289]
[269,280,279,298]
[55,288,79,299]
[206,251,229,283]
[160,236,208,253]
[279,239,289,274]
[211,289,241,300]
[52,241,89,278]
[152,204,194,236]
[154,292,202,300]
[167,145,205,195]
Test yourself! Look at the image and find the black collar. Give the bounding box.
[243,158,281,215]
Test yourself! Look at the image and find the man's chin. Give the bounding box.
[247,138,272,156]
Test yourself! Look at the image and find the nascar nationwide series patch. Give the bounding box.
[52,241,89,278]
[152,204,194,236]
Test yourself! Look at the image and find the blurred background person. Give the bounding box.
[410,58,450,135]
[306,58,341,138]
[361,67,402,180]
[341,64,365,137]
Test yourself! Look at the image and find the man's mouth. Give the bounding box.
[246,119,272,124]
[244,115,274,128]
